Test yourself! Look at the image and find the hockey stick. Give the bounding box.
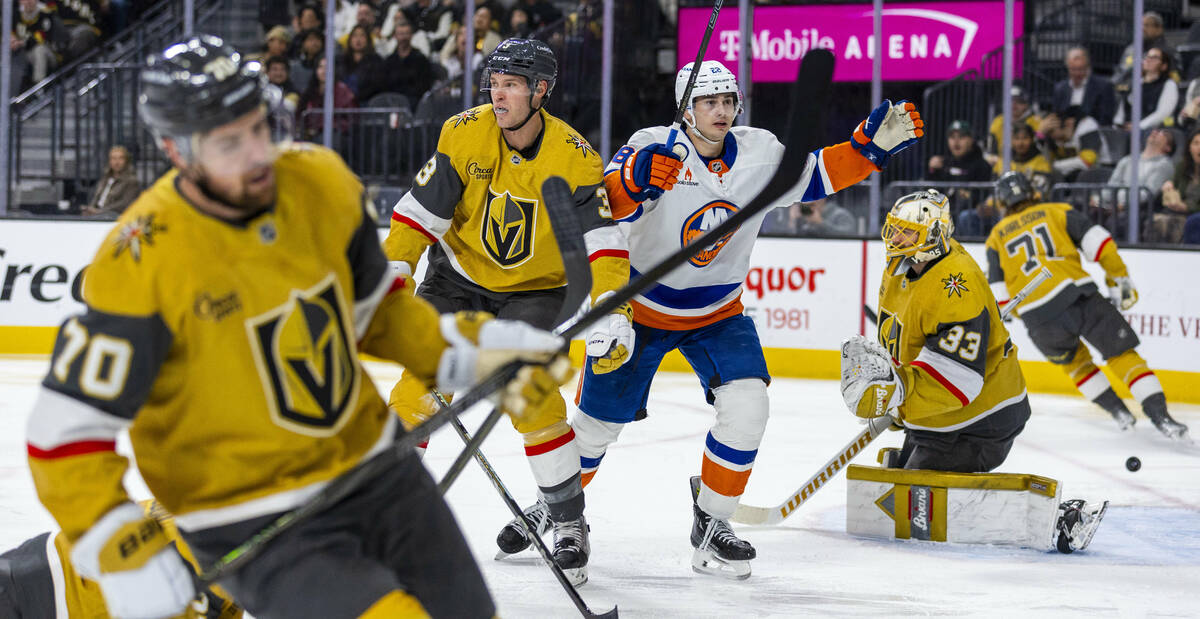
[731,267,1053,525]
[666,0,724,155]
[437,176,594,494]
[198,52,836,585]
[438,392,617,619]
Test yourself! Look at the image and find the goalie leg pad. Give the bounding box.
[698,379,769,519]
[846,464,1072,551]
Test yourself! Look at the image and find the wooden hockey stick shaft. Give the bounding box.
[732,267,1052,525]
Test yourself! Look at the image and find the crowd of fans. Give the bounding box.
[921,13,1200,245]
[10,0,129,93]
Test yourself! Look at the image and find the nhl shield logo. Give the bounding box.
[482,188,538,267]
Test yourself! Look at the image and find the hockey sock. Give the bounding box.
[522,420,584,522]
[1105,349,1160,401]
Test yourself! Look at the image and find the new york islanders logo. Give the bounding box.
[565,134,595,157]
[681,200,739,267]
[452,109,480,127]
[942,272,969,298]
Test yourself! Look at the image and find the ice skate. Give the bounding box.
[1143,395,1191,442]
[1055,499,1108,554]
[552,515,589,586]
[494,500,551,560]
[1108,407,1136,431]
[689,476,754,579]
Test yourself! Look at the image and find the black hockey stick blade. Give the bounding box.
[863,304,879,326]
[437,176,594,494]
[201,55,837,586]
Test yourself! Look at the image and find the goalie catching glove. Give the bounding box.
[71,502,198,619]
[1106,276,1138,310]
[621,142,684,201]
[584,291,636,374]
[437,312,574,420]
[851,99,924,169]
[840,335,905,419]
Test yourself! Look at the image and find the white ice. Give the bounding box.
[2,357,1198,617]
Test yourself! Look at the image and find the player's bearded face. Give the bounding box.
[192,108,278,210]
[688,93,736,139]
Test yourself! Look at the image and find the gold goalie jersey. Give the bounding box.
[384,104,628,297]
[877,240,1027,431]
[985,201,1130,325]
[27,144,449,541]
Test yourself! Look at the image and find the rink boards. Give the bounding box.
[2,219,1198,401]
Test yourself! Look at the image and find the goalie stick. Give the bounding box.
[436,176,594,494]
[732,267,1053,525]
[198,50,836,586]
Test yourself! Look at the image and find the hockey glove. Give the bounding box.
[840,335,905,419]
[621,142,684,202]
[584,291,636,374]
[1106,276,1138,310]
[71,502,197,619]
[851,99,924,169]
[436,312,573,418]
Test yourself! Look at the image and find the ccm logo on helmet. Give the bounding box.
[681,200,739,267]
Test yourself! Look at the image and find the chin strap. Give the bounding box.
[684,112,723,146]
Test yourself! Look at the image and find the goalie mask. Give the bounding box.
[675,60,743,144]
[882,189,954,263]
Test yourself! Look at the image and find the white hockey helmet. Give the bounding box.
[882,189,954,262]
[675,60,744,116]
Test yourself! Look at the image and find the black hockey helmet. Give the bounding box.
[993,171,1040,212]
[139,34,267,138]
[480,38,557,98]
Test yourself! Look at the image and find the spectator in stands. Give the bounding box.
[410,0,455,54]
[1040,106,1102,180]
[290,28,325,96]
[1115,46,1179,132]
[927,120,995,237]
[993,124,1052,178]
[1176,73,1200,131]
[1114,12,1179,91]
[518,0,563,30]
[1052,47,1116,127]
[289,4,324,56]
[796,198,856,236]
[507,7,533,38]
[55,0,104,62]
[82,145,139,217]
[250,25,291,63]
[380,19,436,112]
[440,25,482,82]
[296,56,357,143]
[338,24,386,101]
[12,0,64,90]
[265,55,300,113]
[337,3,379,49]
[332,0,360,41]
[1156,127,1200,242]
[472,5,503,57]
[1107,127,1175,215]
[987,84,1040,157]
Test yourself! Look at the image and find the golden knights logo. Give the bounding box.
[877,308,904,361]
[247,275,360,437]
[942,272,969,298]
[452,108,480,127]
[113,214,167,262]
[565,134,596,157]
[482,188,538,268]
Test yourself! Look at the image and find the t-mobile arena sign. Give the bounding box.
[678,2,1024,82]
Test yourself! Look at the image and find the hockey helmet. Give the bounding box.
[993,171,1040,212]
[140,35,269,138]
[675,60,743,116]
[882,189,954,262]
[480,38,557,98]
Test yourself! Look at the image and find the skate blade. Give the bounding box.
[562,566,588,587]
[691,548,751,580]
[1073,500,1109,552]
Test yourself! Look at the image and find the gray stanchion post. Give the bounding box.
[1129,0,1144,243]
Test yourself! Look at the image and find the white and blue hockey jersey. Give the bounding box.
[604,126,876,329]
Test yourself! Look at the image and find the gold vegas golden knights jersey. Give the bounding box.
[384,104,628,301]
[27,144,451,541]
[985,201,1131,326]
[877,240,1027,432]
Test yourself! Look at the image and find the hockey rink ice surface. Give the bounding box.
[2,357,1199,617]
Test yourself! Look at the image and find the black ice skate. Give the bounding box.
[1109,407,1137,431]
[1055,499,1108,554]
[1142,394,1191,442]
[552,515,590,586]
[495,500,551,560]
[689,476,755,580]
[1094,389,1135,431]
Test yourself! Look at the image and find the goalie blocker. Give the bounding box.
[846,464,1106,553]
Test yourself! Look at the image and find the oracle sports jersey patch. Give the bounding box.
[942,272,969,298]
[113,214,167,262]
[452,109,480,127]
[565,134,596,157]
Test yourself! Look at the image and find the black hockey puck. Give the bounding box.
[1125,456,1141,472]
